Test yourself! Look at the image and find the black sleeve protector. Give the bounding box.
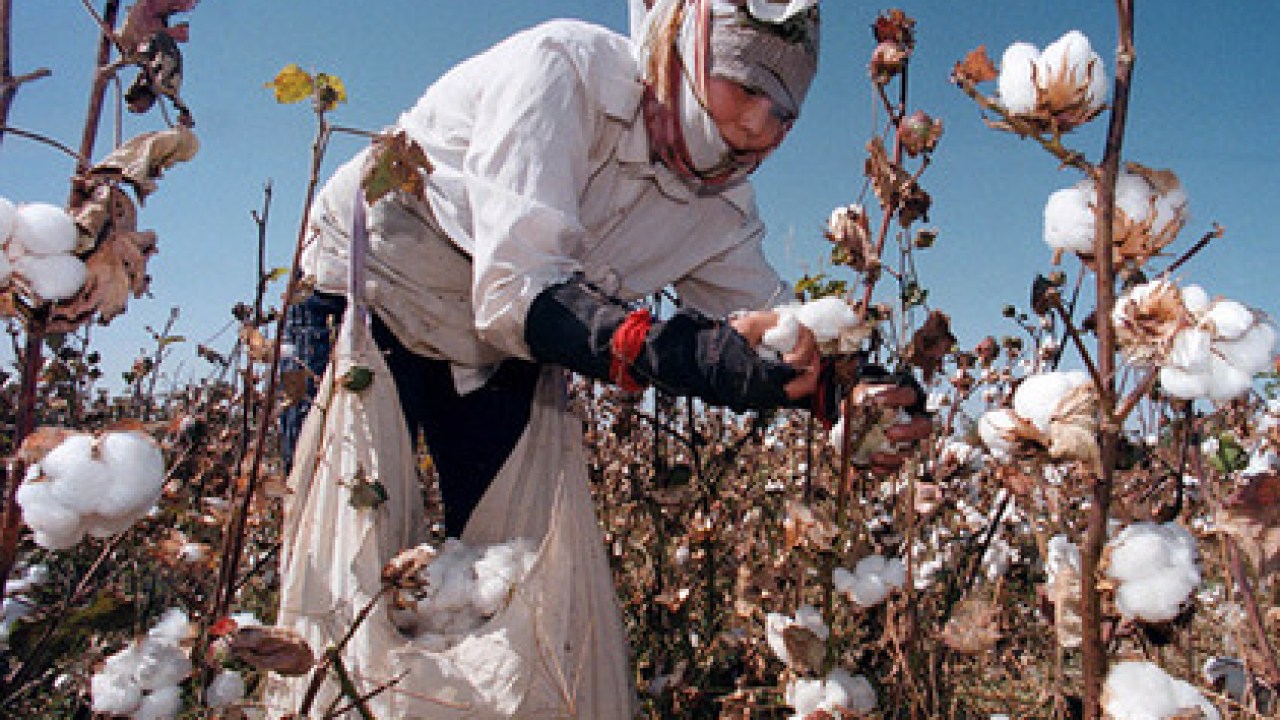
[524,276,798,411]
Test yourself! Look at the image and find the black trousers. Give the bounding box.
[282,292,540,537]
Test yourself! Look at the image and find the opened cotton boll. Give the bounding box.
[785,668,876,719]
[12,253,87,302]
[760,311,801,356]
[834,554,907,607]
[1012,370,1089,436]
[764,604,828,669]
[1103,661,1219,720]
[9,202,78,257]
[399,537,537,639]
[1043,184,1095,255]
[0,196,16,243]
[90,608,192,719]
[1105,522,1200,622]
[18,430,166,550]
[795,296,860,344]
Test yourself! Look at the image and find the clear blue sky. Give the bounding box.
[2,2,1277,392]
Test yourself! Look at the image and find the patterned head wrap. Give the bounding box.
[639,0,821,189]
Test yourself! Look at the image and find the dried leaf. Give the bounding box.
[782,499,836,551]
[382,545,438,589]
[118,0,199,51]
[17,427,77,464]
[781,624,826,675]
[871,9,915,47]
[228,626,315,676]
[1216,473,1280,577]
[240,325,271,364]
[89,126,199,202]
[903,310,955,382]
[898,110,943,157]
[362,130,434,205]
[952,46,998,84]
[50,229,157,330]
[71,183,137,252]
[1046,382,1101,472]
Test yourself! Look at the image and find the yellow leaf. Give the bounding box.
[313,72,347,112]
[266,64,314,104]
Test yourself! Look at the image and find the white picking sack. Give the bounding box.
[267,196,635,718]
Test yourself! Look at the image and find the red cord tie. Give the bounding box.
[609,309,653,393]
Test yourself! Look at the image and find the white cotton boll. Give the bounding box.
[795,297,858,343]
[148,607,191,645]
[1115,570,1198,622]
[1038,31,1093,85]
[0,197,16,243]
[1206,300,1254,341]
[1205,352,1254,403]
[765,613,791,665]
[1159,365,1209,400]
[848,569,889,607]
[1217,321,1276,375]
[761,311,801,355]
[1181,285,1211,316]
[1045,535,1080,584]
[1108,525,1173,582]
[135,638,192,691]
[826,668,877,714]
[983,538,1013,581]
[1113,171,1153,225]
[828,417,845,449]
[91,669,143,715]
[1013,371,1088,435]
[1105,661,1219,720]
[12,253,86,302]
[998,42,1040,114]
[881,557,907,590]
[785,676,826,719]
[1084,50,1108,107]
[133,685,182,720]
[11,202,77,257]
[15,480,84,549]
[1167,328,1212,372]
[426,544,478,612]
[1152,185,1188,234]
[473,539,534,617]
[207,669,246,707]
[977,409,1017,456]
[1043,186,1096,254]
[40,434,102,514]
[96,431,166,520]
[82,513,139,540]
[793,604,828,640]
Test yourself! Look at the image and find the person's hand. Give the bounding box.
[729,310,820,400]
[846,377,933,476]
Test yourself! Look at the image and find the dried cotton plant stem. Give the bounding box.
[1080,2,1135,716]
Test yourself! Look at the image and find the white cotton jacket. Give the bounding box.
[301,19,788,365]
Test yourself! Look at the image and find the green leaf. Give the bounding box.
[341,365,375,392]
[266,267,291,283]
[349,478,388,509]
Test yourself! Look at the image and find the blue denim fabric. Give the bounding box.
[279,291,347,471]
[278,290,539,537]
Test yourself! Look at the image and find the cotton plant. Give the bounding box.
[15,430,166,550]
[0,197,87,303]
[997,30,1107,132]
[90,608,193,719]
[977,369,1100,468]
[833,554,906,608]
[385,537,537,640]
[1112,278,1277,403]
[1104,522,1200,623]
[784,668,877,719]
[1103,661,1219,720]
